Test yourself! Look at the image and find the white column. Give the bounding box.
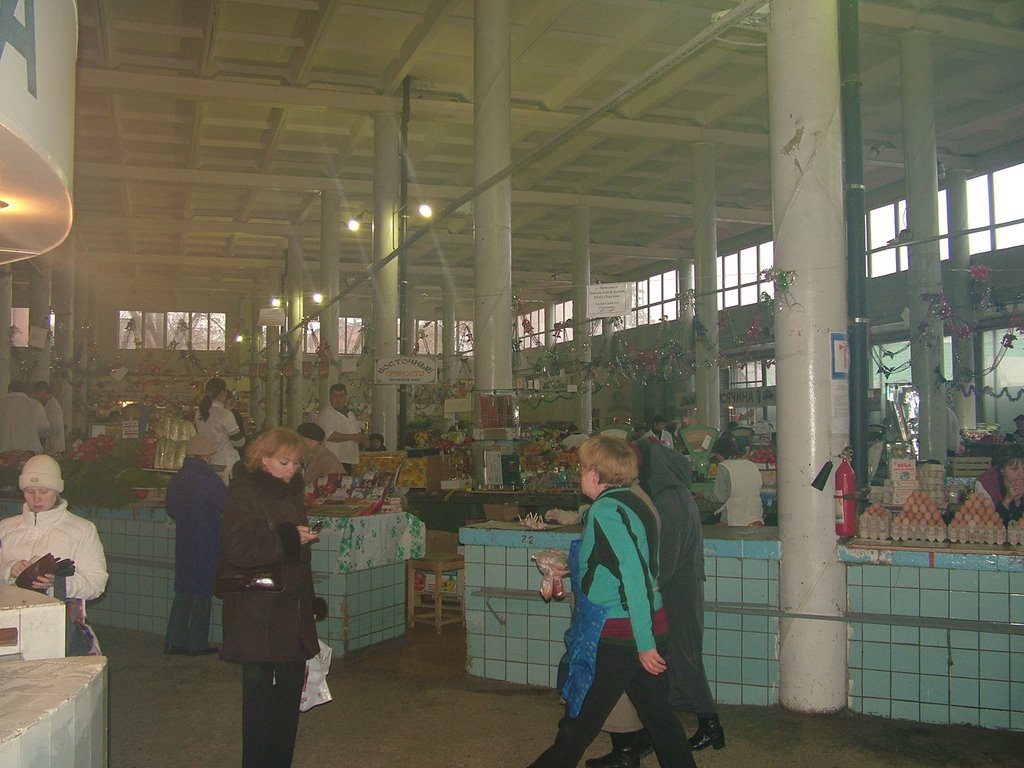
[0,266,11,393]
[264,270,281,429]
[286,233,306,425]
[442,282,459,384]
[51,243,75,430]
[572,206,593,434]
[692,143,720,428]
[73,263,92,431]
[320,190,342,411]
[901,30,945,461]
[769,0,848,715]
[371,111,401,447]
[677,260,695,412]
[945,170,976,430]
[473,0,513,393]
[29,252,53,382]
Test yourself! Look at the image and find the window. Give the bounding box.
[993,164,1024,250]
[518,308,545,349]
[865,160,1024,275]
[455,320,474,355]
[9,308,29,348]
[339,317,363,355]
[716,243,774,310]
[415,320,441,355]
[118,311,226,351]
[553,300,574,343]
[625,269,679,329]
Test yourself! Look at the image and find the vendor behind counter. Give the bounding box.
[974,443,1024,524]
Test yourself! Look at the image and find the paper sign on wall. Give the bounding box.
[587,282,633,318]
[258,307,287,326]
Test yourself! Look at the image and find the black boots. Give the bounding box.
[688,715,726,751]
[585,730,653,768]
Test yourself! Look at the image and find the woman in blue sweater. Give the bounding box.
[529,436,695,768]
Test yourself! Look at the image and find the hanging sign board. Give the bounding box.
[374,356,439,384]
[587,282,633,318]
[258,307,287,326]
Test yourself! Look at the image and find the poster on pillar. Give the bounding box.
[587,283,633,318]
[830,331,850,434]
[374,356,439,385]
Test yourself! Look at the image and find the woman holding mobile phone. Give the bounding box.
[219,427,327,768]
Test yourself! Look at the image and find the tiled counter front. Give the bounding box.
[840,546,1024,730]
[459,523,781,707]
[0,502,423,658]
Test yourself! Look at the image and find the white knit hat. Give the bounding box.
[19,455,64,493]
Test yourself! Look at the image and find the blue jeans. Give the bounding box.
[164,593,212,652]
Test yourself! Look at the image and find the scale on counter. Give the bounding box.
[679,424,720,481]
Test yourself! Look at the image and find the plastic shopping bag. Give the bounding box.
[299,640,333,712]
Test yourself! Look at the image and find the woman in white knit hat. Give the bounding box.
[0,456,109,628]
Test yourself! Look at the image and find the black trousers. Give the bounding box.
[529,640,696,768]
[241,660,306,768]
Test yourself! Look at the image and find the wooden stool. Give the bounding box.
[406,554,465,634]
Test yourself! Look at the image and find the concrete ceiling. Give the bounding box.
[16,0,1024,316]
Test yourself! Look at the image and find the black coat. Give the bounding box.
[637,440,716,715]
[166,456,225,595]
[219,462,319,663]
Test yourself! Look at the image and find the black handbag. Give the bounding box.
[214,499,285,598]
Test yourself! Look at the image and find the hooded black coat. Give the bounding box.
[637,439,716,715]
[219,461,319,663]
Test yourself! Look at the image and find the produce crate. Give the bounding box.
[949,457,991,476]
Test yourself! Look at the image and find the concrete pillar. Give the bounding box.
[693,143,720,428]
[73,263,92,429]
[0,266,11,393]
[473,0,513,393]
[543,303,555,350]
[320,190,342,412]
[945,170,976,430]
[442,282,459,384]
[264,270,282,429]
[678,260,696,410]
[371,110,401,447]
[29,252,53,381]
[572,206,593,434]
[286,233,306,425]
[901,30,945,461]
[768,0,848,715]
[51,243,75,428]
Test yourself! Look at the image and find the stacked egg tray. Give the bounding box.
[857,491,1015,547]
[1008,520,1024,546]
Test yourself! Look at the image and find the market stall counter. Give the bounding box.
[461,518,1024,733]
[405,488,582,531]
[0,499,425,660]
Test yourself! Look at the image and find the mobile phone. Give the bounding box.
[310,519,325,534]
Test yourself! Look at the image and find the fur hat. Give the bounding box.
[296,422,326,442]
[19,455,64,493]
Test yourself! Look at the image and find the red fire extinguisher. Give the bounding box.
[834,453,857,537]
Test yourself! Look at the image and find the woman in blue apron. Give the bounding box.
[529,436,695,768]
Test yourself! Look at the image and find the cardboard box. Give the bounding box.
[397,455,443,491]
[484,503,521,522]
[413,568,462,595]
[426,530,459,556]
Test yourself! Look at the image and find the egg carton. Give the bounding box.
[890,521,947,543]
[1008,521,1024,546]
[947,525,1006,546]
[857,513,891,541]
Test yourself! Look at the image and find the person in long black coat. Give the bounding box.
[164,433,226,655]
[219,427,325,768]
